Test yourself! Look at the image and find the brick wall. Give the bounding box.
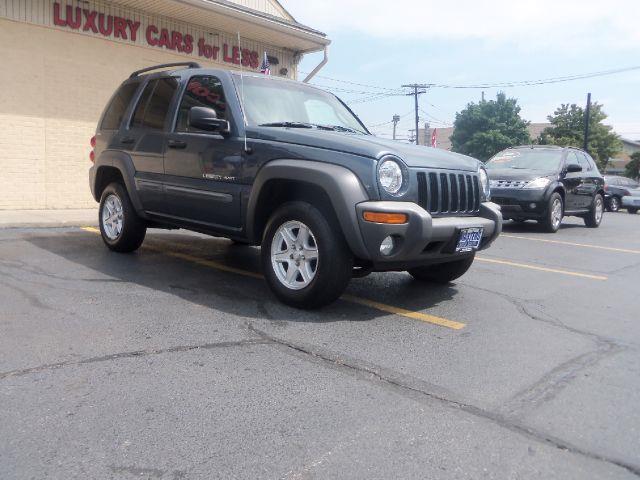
[0,17,291,209]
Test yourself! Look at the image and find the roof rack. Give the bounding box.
[130,62,201,78]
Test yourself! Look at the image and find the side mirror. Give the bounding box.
[566,163,582,173]
[188,106,230,134]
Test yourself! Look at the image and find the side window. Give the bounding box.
[576,152,590,171]
[176,76,228,133]
[101,82,139,130]
[581,153,596,172]
[131,77,178,130]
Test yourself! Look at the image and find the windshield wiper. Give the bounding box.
[259,122,314,128]
[320,124,364,134]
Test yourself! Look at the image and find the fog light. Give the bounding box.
[529,203,537,209]
[380,236,395,256]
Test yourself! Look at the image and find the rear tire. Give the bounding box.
[261,201,353,309]
[540,193,563,233]
[99,182,146,253]
[584,193,604,228]
[408,255,475,284]
[629,208,638,214]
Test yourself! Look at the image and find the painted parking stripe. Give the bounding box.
[476,256,608,281]
[502,234,640,255]
[81,227,465,330]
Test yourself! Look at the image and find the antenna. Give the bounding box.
[237,32,249,154]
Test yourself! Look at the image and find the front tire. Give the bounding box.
[99,182,146,253]
[584,193,604,228]
[261,201,353,309]
[408,255,475,284]
[540,193,563,233]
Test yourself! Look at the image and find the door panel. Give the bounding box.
[162,75,243,229]
[562,151,584,210]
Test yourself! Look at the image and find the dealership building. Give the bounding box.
[0,0,328,210]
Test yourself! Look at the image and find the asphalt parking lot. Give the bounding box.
[1,212,640,479]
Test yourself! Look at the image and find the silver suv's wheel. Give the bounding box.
[101,194,124,240]
[271,221,319,290]
[261,201,353,309]
[98,182,146,253]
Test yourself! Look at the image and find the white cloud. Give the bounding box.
[282,0,640,50]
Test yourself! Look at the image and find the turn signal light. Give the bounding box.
[363,212,408,224]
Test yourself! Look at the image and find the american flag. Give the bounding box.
[260,52,271,75]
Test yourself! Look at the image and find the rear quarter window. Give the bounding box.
[131,77,178,130]
[101,82,139,130]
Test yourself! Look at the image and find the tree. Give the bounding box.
[450,92,531,161]
[538,103,622,171]
[625,152,640,180]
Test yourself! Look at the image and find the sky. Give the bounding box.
[279,0,640,142]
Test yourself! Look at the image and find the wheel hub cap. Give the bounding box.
[595,197,603,222]
[102,194,124,240]
[551,199,562,228]
[271,221,318,290]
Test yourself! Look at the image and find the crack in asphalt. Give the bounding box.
[247,323,640,478]
[499,340,624,418]
[0,339,271,381]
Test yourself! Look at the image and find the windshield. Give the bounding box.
[233,75,368,134]
[486,149,563,171]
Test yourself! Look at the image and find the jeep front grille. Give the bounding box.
[417,171,481,215]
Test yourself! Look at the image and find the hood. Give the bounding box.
[247,127,480,172]
[487,168,557,182]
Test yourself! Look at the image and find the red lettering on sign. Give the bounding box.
[146,25,158,46]
[184,34,194,54]
[127,20,141,42]
[51,4,264,70]
[83,10,98,33]
[53,3,66,26]
[98,13,113,36]
[113,17,128,39]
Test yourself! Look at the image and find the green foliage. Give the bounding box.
[451,92,531,161]
[538,103,622,170]
[625,152,640,180]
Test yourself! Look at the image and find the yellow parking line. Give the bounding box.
[502,234,640,254]
[476,256,608,281]
[80,227,464,330]
[341,294,465,330]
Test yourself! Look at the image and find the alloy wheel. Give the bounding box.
[102,194,124,240]
[551,198,563,230]
[271,221,319,290]
[595,196,604,224]
[610,197,620,212]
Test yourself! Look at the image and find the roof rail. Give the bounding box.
[130,62,201,78]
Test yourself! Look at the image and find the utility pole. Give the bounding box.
[583,92,591,153]
[402,84,429,145]
[392,114,400,140]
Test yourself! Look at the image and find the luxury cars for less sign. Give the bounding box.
[52,3,261,69]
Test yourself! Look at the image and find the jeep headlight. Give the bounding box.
[479,166,490,200]
[523,177,551,189]
[378,157,405,195]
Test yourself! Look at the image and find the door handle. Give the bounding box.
[120,137,135,145]
[168,139,187,149]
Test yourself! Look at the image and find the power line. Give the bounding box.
[429,65,640,89]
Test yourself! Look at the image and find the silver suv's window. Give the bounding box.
[131,77,178,130]
[175,76,227,133]
[235,75,367,133]
[101,82,138,130]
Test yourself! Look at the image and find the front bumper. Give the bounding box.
[355,201,502,271]
[621,196,640,208]
[490,189,548,219]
